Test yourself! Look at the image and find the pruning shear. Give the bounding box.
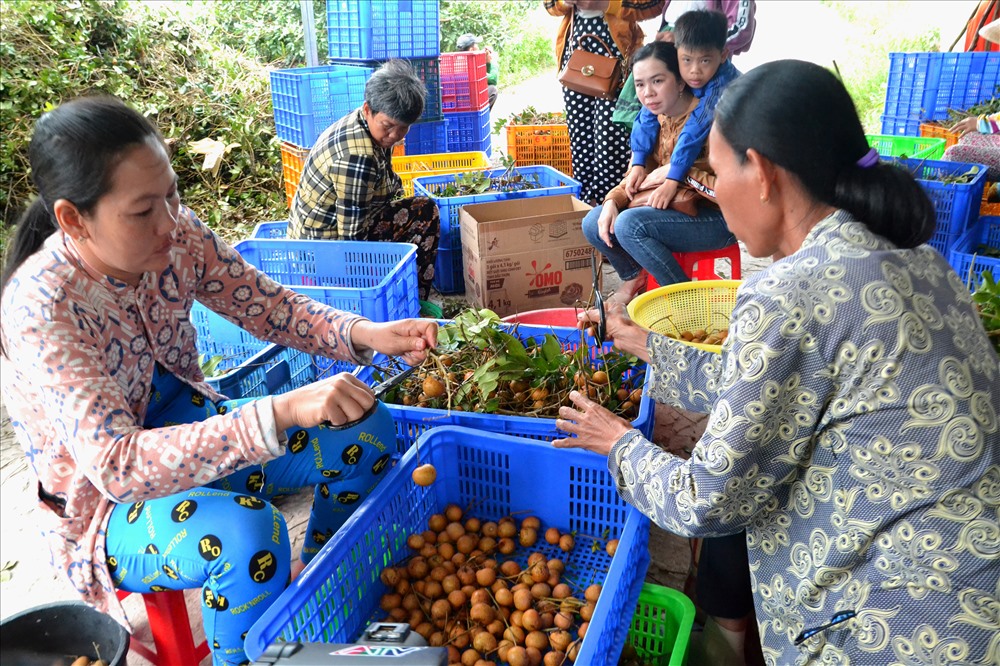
[323,364,417,431]
[590,253,607,343]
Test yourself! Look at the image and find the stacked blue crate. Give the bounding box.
[880,51,1000,136]
[327,0,445,156]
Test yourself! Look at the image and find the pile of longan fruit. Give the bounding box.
[376,503,620,666]
[665,327,728,346]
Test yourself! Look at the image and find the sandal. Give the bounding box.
[608,269,648,306]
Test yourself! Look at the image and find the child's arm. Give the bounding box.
[665,61,740,183]
[625,106,659,194]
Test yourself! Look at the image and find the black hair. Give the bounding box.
[673,9,728,52]
[365,59,426,125]
[632,41,682,81]
[714,60,935,248]
[1,96,160,354]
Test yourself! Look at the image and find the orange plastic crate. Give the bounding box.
[279,142,310,208]
[393,142,405,157]
[919,122,961,149]
[983,182,1000,217]
[506,123,573,177]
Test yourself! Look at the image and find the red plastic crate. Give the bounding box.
[439,51,489,112]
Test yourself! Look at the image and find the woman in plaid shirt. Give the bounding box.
[288,60,441,300]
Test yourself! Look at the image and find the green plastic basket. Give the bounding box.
[627,583,697,666]
[866,133,946,160]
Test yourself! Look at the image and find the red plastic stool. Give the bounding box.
[116,589,211,665]
[647,243,742,289]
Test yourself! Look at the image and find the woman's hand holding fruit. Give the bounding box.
[352,318,439,366]
[553,390,633,455]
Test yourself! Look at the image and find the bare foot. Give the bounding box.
[290,558,307,582]
[608,270,648,306]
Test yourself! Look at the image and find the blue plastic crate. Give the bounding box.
[250,220,288,239]
[357,322,653,456]
[431,244,464,294]
[890,158,989,256]
[402,119,447,155]
[328,58,442,123]
[231,239,420,322]
[269,66,369,148]
[948,216,1000,291]
[413,166,582,292]
[326,0,439,60]
[444,107,491,153]
[883,52,1000,128]
[244,425,652,664]
[201,342,360,400]
[880,114,922,136]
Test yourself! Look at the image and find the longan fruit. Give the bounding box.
[464,517,481,533]
[475,567,496,587]
[584,583,602,603]
[481,521,499,537]
[558,533,575,552]
[580,602,596,622]
[567,640,581,662]
[529,563,549,583]
[530,387,549,402]
[412,463,437,486]
[380,593,401,612]
[525,647,544,666]
[506,646,528,666]
[591,370,609,385]
[544,527,561,545]
[461,648,480,666]
[380,567,400,587]
[513,588,534,610]
[423,375,445,398]
[530,582,551,600]
[495,588,514,607]
[554,610,574,630]
[519,526,538,547]
[500,560,521,578]
[498,537,516,555]
[470,602,496,625]
[547,558,565,575]
[477,536,497,554]
[448,589,467,610]
[525,630,549,651]
[473,630,498,655]
[504,627,526,647]
[606,538,619,556]
[497,640,514,662]
[428,513,447,532]
[521,608,541,631]
[445,522,466,541]
[552,583,571,599]
[437,542,456,561]
[544,651,567,666]
[487,619,505,637]
[456,534,478,555]
[549,630,572,653]
[444,503,463,523]
[498,521,517,538]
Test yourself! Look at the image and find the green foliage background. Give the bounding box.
[0,0,554,258]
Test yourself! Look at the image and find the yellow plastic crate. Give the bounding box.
[507,123,573,177]
[279,142,310,209]
[392,150,490,196]
[627,280,741,354]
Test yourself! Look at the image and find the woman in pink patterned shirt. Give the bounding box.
[0,96,437,665]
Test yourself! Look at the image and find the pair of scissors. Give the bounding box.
[323,364,417,431]
[590,253,607,343]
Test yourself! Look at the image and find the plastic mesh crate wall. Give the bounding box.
[229,239,420,321]
[359,323,653,457]
[279,143,310,208]
[250,221,288,239]
[439,51,489,112]
[326,0,439,60]
[628,583,696,666]
[392,150,489,197]
[866,134,945,160]
[893,158,990,256]
[507,123,573,176]
[327,58,442,123]
[948,216,1000,291]
[269,66,368,148]
[243,425,652,664]
[402,119,447,155]
[414,166,582,293]
[882,52,1000,130]
[444,106,492,153]
[920,122,961,149]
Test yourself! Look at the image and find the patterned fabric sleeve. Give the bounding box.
[609,278,834,537]
[330,152,380,240]
[978,112,1000,134]
[2,293,280,505]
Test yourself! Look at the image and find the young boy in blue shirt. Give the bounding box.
[624,10,740,208]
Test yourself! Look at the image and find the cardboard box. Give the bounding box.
[460,195,594,317]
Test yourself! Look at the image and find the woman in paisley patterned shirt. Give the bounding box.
[0,96,437,665]
[556,60,999,665]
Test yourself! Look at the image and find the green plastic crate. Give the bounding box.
[627,583,696,666]
[866,134,946,160]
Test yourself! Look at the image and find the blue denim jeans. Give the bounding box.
[582,203,736,286]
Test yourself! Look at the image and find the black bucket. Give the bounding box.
[0,600,130,666]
